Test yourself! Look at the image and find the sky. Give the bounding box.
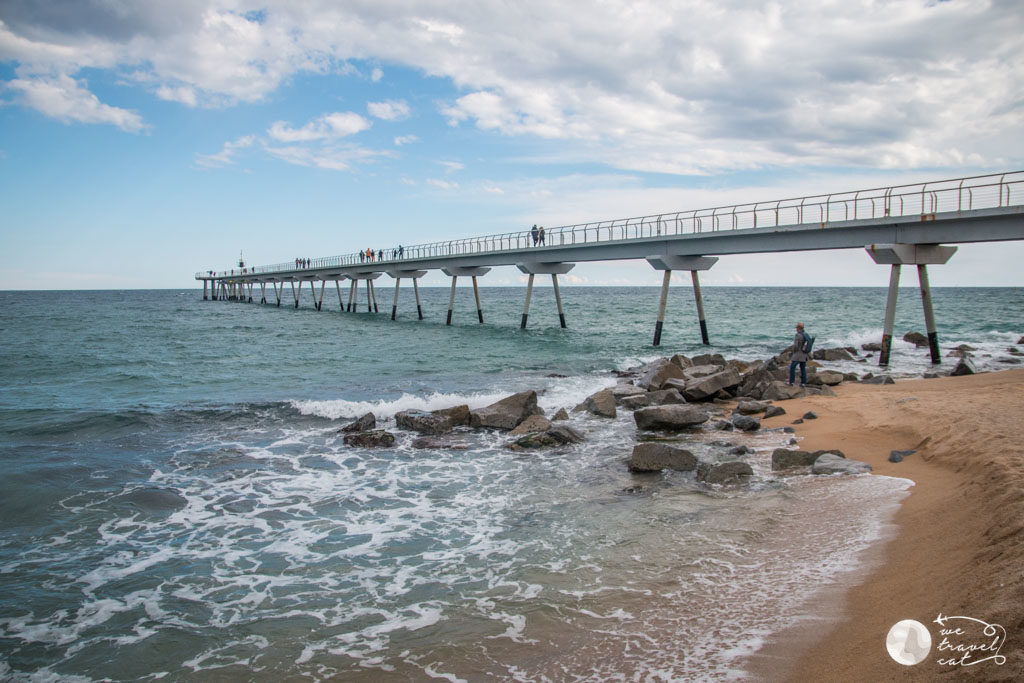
[1,0,1022,290]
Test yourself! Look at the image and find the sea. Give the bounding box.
[1,286,1021,681]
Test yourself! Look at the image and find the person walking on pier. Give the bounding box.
[539,226,545,245]
[531,224,539,245]
[789,322,810,386]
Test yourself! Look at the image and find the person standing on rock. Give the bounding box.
[789,322,810,386]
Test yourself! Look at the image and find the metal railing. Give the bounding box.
[197,170,1024,279]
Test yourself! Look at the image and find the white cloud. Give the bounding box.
[0,1,1020,170]
[438,160,464,174]
[264,143,392,171]
[267,112,371,142]
[6,73,146,132]
[195,134,255,168]
[426,178,459,190]
[367,99,409,120]
[394,134,418,146]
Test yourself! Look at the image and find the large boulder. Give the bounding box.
[950,357,977,376]
[861,375,895,385]
[810,370,844,386]
[433,404,471,427]
[507,424,585,450]
[620,394,651,410]
[509,414,553,435]
[411,436,469,450]
[771,448,818,470]
[812,348,856,362]
[343,430,395,448]
[697,459,754,484]
[611,383,647,403]
[681,367,742,402]
[812,453,872,475]
[646,388,686,406]
[730,414,761,432]
[636,360,686,391]
[470,390,540,430]
[691,353,726,367]
[633,404,710,430]
[682,364,722,381]
[339,412,376,433]
[574,388,617,418]
[736,400,770,415]
[669,354,694,369]
[861,342,882,352]
[396,409,453,435]
[760,381,805,401]
[628,443,698,473]
[903,331,928,347]
[764,405,786,418]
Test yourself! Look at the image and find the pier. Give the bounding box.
[197,171,1024,366]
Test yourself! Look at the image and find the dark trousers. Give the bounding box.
[789,360,807,385]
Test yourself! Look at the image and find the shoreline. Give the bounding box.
[745,368,1024,680]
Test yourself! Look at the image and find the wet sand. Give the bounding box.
[748,368,1024,681]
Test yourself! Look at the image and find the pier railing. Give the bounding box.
[197,170,1023,278]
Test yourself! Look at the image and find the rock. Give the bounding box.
[771,448,818,470]
[669,354,694,369]
[950,357,977,376]
[620,394,651,410]
[811,370,844,386]
[736,400,770,415]
[792,418,804,424]
[812,348,856,362]
[861,375,895,385]
[681,367,742,402]
[509,414,553,436]
[903,331,928,347]
[574,388,617,418]
[710,419,734,431]
[633,404,710,430]
[764,405,786,418]
[637,360,686,391]
[889,449,916,463]
[1018,336,1024,345]
[340,412,376,433]
[735,367,772,400]
[470,390,540,430]
[507,424,585,450]
[761,381,805,401]
[396,409,453,435]
[812,453,872,475]
[730,414,761,432]
[696,459,754,484]
[802,411,818,420]
[343,430,395,448]
[611,383,647,402]
[682,364,722,381]
[412,436,469,450]
[628,443,698,473]
[433,404,471,427]
[552,408,569,421]
[728,445,752,455]
[646,388,686,406]
[861,342,882,352]
[691,353,726,367]
[810,449,846,459]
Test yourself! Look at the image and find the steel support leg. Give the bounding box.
[472,276,483,323]
[447,276,457,325]
[521,273,535,329]
[392,278,401,320]
[918,264,940,364]
[879,265,901,366]
[552,274,567,328]
[653,270,671,346]
[691,270,709,345]
[413,278,424,320]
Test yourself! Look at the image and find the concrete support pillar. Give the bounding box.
[653,270,671,346]
[203,280,208,300]
[350,280,358,312]
[273,282,281,307]
[521,273,535,329]
[247,283,253,303]
[866,244,955,367]
[366,279,373,312]
[370,280,379,313]
[392,278,401,320]
[260,282,267,305]
[645,255,718,346]
[413,278,424,320]
[316,280,326,311]
[447,276,457,325]
[552,274,567,328]
[880,265,901,366]
[918,264,940,364]
[691,271,709,345]
[336,280,344,310]
[290,281,299,308]
[472,276,483,323]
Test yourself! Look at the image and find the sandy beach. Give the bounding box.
[747,368,1024,681]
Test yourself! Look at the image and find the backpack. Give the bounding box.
[801,332,815,354]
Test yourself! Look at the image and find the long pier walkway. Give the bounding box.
[197,171,1024,367]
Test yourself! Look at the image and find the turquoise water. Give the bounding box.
[0,287,1020,680]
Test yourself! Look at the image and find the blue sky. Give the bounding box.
[1,0,1022,289]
